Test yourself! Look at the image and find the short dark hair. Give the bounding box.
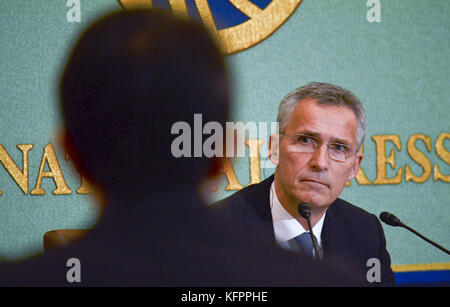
[59,9,229,197]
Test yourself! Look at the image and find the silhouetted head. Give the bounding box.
[59,9,229,199]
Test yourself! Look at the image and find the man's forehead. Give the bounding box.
[292,98,356,114]
[287,99,358,144]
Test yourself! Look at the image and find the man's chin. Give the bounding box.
[294,192,332,210]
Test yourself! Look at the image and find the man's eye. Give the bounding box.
[295,135,314,144]
[330,143,348,152]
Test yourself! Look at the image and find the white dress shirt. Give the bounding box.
[269,182,325,255]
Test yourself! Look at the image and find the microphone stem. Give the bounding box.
[401,224,450,255]
[306,217,321,260]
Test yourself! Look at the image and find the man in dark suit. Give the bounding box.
[215,82,396,286]
[0,10,361,287]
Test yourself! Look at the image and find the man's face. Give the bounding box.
[270,98,363,212]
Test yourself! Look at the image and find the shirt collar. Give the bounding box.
[269,182,325,246]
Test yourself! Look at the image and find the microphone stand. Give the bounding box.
[401,224,450,255]
[298,203,322,260]
[380,211,450,255]
[306,216,321,260]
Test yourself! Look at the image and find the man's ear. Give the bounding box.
[347,150,363,181]
[269,133,280,166]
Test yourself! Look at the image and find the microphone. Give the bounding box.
[379,211,404,227]
[298,203,321,260]
[380,211,450,255]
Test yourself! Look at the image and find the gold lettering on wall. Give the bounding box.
[65,152,94,194]
[405,134,432,183]
[346,144,371,186]
[433,132,450,182]
[372,135,403,185]
[1,133,448,196]
[76,176,95,194]
[219,157,243,190]
[30,144,73,195]
[355,145,371,185]
[0,144,34,194]
[246,139,264,186]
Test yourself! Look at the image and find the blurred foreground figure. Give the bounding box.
[0,9,361,286]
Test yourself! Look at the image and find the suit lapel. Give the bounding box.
[238,177,354,257]
[321,200,352,260]
[241,175,276,242]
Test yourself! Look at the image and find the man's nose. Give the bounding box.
[309,144,329,171]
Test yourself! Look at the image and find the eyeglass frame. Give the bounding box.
[278,133,359,163]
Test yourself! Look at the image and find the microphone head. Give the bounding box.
[298,203,311,219]
[379,211,403,227]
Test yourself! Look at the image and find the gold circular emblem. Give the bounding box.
[118,0,303,55]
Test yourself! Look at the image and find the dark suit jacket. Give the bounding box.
[0,185,363,287]
[214,175,396,286]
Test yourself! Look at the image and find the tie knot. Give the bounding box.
[293,232,314,257]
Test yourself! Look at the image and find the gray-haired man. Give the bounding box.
[215,82,396,286]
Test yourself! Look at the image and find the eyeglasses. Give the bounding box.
[280,133,357,162]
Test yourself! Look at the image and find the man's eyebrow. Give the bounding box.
[296,130,353,146]
[295,130,320,138]
[329,136,353,146]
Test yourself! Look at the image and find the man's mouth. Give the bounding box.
[300,179,330,188]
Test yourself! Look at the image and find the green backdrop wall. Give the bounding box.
[0,0,448,269]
